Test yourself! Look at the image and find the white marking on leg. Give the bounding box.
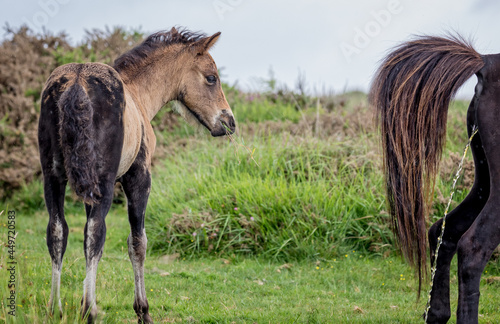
[128,229,148,310]
[49,218,64,314]
[82,259,99,318]
[49,262,62,313]
[82,218,100,319]
[85,218,96,258]
[52,158,61,175]
[52,218,64,255]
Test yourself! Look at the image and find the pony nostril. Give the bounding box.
[218,114,235,133]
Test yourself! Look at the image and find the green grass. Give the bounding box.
[147,131,391,259]
[2,93,500,322]
[1,207,500,323]
[145,96,474,260]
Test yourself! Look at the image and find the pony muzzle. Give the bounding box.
[211,110,235,136]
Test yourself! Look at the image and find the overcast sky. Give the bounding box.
[2,0,499,98]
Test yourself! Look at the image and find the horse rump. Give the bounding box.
[58,83,101,205]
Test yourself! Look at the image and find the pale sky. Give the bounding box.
[2,0,499,98]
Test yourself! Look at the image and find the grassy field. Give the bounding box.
[2,91,500,323]
[2,202,500,323]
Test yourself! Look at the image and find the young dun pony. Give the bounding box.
[371,35,499,324]
[38,27,235,323]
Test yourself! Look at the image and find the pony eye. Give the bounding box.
[206,75,217,84]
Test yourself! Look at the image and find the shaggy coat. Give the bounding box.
[39,27,235,323]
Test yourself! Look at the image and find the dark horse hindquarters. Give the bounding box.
[52,63,125,204]
[39,62,125,320]
[39,63,125,204]
[371,36,500,323]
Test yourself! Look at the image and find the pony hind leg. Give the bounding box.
[44,173,69,317]
[427,186,487,323]
[39,79,70,317]
[455,59,500,324]
[81,179,115,323]
[426,101,490,324]
[120,146,154,323]
[455,198,500,324]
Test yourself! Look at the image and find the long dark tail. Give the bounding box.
[58,83,101,205]
[370,35,484,292]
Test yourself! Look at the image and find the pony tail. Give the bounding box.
[370,35,484,294]
[58,83,101,205]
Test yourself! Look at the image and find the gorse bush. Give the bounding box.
[0,26,141,198]
[0,27,67,198]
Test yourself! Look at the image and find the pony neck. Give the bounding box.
[121,50,184,122]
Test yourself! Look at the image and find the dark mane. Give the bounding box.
[113,27,206,78]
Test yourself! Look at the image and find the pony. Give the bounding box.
[38,27,235,323]
[370,34,499,324]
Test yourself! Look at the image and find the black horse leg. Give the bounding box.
[455,58,500,324]
[43,173,69,316]
[39,88,70,317]
[426,100,490,324]
[455,198,500,324]
[81,177,115,323]
[120,144,153,324]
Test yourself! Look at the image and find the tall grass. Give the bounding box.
[147,131,391,260]
[145,93,475,261]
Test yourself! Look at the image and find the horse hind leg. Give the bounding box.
[127,228,153,324]
[120,149,154,323]
[81,179,115,323]
[39,83,70,317]
[427,192,487,323]
[426,100,490,324]
[455,60,500,324]
[455,199,500,324]
[44,173,69,317]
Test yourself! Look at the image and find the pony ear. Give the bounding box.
[192,32,221,55]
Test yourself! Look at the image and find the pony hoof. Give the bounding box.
[424,311,451,324]
[139,313,154,324]
[48,301,63,319]
[48,308,63,319]
[81,304,98,324]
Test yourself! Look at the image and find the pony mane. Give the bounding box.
[113,28,206,79]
